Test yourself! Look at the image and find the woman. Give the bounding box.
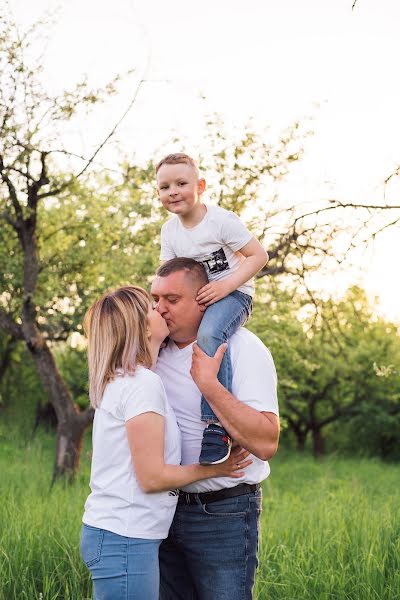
[80,286,251,600]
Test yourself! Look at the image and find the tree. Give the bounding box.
[3,9,397,480]
[0,10,152,481]
[250,285,400,457]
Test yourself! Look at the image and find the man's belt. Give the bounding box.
[177,482,260,506]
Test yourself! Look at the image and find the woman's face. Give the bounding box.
[147,304,170,343]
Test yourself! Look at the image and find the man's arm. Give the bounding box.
[191,343,280,460]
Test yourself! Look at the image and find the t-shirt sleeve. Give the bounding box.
[231,333,279,415]
[160,222,177,261]
[122,373,167,422]
[220,210,254,252]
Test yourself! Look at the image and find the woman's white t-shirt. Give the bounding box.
[82,366,181,539]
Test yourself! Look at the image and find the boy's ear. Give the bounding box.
[155,186,160,197]
[198,178,206,195]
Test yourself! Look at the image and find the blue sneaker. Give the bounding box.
[199,424,232,465]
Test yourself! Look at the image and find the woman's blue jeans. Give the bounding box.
[80,524,162,600]
[197,290,253,423]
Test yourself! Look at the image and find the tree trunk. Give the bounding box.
[0,337,17,388]
[312,428,325,459]
[294,429,307,452]
[54,412,91,483]
[26,332,93,482]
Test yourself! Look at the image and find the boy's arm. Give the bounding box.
[196,238,268,307]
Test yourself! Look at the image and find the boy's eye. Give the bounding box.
[178,181,186,186]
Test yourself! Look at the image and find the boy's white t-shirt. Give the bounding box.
[82,366,181,539]
[160,204,255,297]
[156,328,279,493]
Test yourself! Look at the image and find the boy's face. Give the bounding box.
[156,163,206,216]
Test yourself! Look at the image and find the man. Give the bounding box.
[152,257,280,600]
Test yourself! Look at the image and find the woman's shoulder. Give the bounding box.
[116,366,163,390]
[104,367,163,397]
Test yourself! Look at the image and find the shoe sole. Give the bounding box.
[199,444,232,466]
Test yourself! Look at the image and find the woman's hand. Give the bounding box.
[210,445,253,478]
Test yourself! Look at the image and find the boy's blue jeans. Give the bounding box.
[197,290,253,423]
[80,524,162,600]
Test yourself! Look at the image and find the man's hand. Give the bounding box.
[190,342,227,395]
[196,280,231,307]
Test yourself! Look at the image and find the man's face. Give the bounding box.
[151,271,204,347]
[156,163,205,217]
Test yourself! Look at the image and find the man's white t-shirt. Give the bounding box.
[156,328,279,493]
[82,366,181,539]
[160,204,255,297]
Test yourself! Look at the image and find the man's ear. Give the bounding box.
[198,178,206,195]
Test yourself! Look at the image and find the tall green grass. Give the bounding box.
[0,423,399,599]
[256,456,400,599]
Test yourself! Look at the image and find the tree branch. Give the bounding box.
[0,307,23,340]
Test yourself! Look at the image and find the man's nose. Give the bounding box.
[155,300,166,314]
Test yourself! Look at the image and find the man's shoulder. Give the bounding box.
[230,328,274,364]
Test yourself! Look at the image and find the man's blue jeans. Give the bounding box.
[159,488,262,600]
[197,290,253,423]
[80,524,162,600]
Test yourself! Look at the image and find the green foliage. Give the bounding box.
[250,283,400,458]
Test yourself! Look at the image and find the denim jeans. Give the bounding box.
[197,290,253,422]
[80,524,162,600]
[159,488,262,600]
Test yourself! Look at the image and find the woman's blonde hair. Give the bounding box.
[83,286,153,408]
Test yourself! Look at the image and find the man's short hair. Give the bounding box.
[156,257,208,288]
[155,153,199,176]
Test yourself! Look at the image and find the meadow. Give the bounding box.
[0,423,399,600]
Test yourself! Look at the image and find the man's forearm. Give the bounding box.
[204,381,279,460]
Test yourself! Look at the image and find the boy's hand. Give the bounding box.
[196,280,231,306]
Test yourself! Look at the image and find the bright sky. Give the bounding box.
[8,0,400,322]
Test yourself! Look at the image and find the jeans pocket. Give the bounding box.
[201,495,248,517]
[80,524,104,567]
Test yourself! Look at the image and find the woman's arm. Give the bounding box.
[126,412,252,493]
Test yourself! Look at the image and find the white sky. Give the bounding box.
[8,0,400,322]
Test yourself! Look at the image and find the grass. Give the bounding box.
[0,423,399,600]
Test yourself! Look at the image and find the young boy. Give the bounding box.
[156,153,268,465]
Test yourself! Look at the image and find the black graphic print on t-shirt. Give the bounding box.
[201,248,230,275]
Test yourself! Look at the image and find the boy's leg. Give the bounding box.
[196,291,252,464]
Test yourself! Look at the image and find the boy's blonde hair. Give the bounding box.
[155,153,199,177]
[83,286,152,408]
